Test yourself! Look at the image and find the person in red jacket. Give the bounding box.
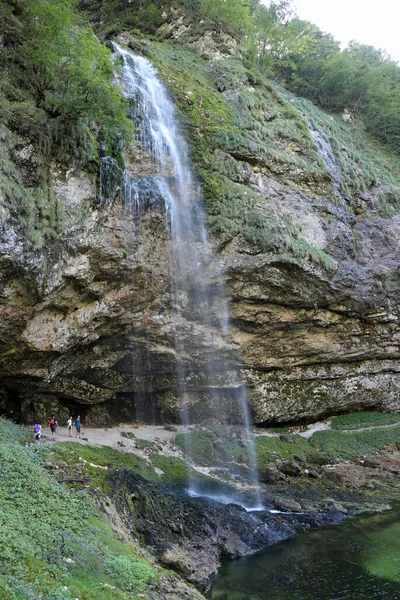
[49,415,58,439]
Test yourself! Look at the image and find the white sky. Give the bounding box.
[271,0,400,63]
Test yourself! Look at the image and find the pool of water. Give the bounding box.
[207,508,400,600]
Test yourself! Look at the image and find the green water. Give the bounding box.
[207,509,400,599]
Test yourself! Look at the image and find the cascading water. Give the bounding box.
[112,43,261,509]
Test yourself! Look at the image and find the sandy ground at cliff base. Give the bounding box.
[38,421,333,450]
[36,417,400,451]
[40,423,192,445]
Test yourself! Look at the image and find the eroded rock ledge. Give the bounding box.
[1,34,400,425]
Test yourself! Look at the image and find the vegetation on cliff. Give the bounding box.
[2,0,400,254]
[1,413,400,597]
[0,0,132,245]
[82,0,400,154]
[74,0,400,270]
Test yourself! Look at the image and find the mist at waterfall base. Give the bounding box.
[207,507,400,599]
[107,43,262,510]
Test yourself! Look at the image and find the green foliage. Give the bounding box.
[176,428,258,469]
[255,434,320,465]
[150,453,190,483]
[297,43,400,152]
[286,94,400,212]
[145,41,336,269]
[107,555,156,591]
[2,0,132,162]
[310,425,400,460]
[0,417,32,445]
[0,0,134,247]
[0,419,158,598]
[54,442,158,483]
[331,412,400,431]
[209,1,400,153]
[197,0,252,36]
[80,0,166,37]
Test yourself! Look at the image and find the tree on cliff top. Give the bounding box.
[1,0,132,163]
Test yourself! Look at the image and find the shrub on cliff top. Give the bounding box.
[2,0,133,163]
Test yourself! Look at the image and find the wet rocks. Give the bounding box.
[110,471,345,590]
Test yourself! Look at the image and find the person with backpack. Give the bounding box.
[33,421,42,444]
[49,415,58,439]
[74,415,81,439]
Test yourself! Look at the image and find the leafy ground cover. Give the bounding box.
[0,419,157,599]
[255,434,322,465]
[142,39,338,271]
[286,93,400,214]
[2,411,399,599]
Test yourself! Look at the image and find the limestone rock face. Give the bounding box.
[0,164,173,423]
[2,157,400,425]
[223,174,400,423]
[1,35,400,426]
[0,161,245,425]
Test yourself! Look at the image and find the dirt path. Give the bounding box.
[39,418,400,451]
[39,423,193,461]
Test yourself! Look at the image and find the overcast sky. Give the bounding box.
[273,0,400,63]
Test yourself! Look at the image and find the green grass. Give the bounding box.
[310,425,400,460]
[0,419,158,599]
[255,434,321,465]
[331,411,400,431]
[150,453,190,483]
[53,441,209,488]
[175,428,252,468]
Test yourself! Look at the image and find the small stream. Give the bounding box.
[207,507,400,599]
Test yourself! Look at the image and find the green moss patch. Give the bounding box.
[137,39,335,270]
[255,434,321,465]
[150,453,190,483]
[286,93,400,214]
[175,428,251,468]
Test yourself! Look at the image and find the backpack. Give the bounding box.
[33,424,41,433]
[49,418,55,425]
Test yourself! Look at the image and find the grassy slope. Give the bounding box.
[0,419,157,600]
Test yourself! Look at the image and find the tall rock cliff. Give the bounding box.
[1,21,400,426]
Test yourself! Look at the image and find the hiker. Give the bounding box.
[33,421,42,444]
[75,415,81,439]
[49,415,58,439]
[67,416,73,437]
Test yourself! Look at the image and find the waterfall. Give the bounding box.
[112,43,261,509]
[303,117,344,200]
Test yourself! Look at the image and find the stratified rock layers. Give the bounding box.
[1,38,400,425]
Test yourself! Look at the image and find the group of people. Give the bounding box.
[33,414,82,443]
